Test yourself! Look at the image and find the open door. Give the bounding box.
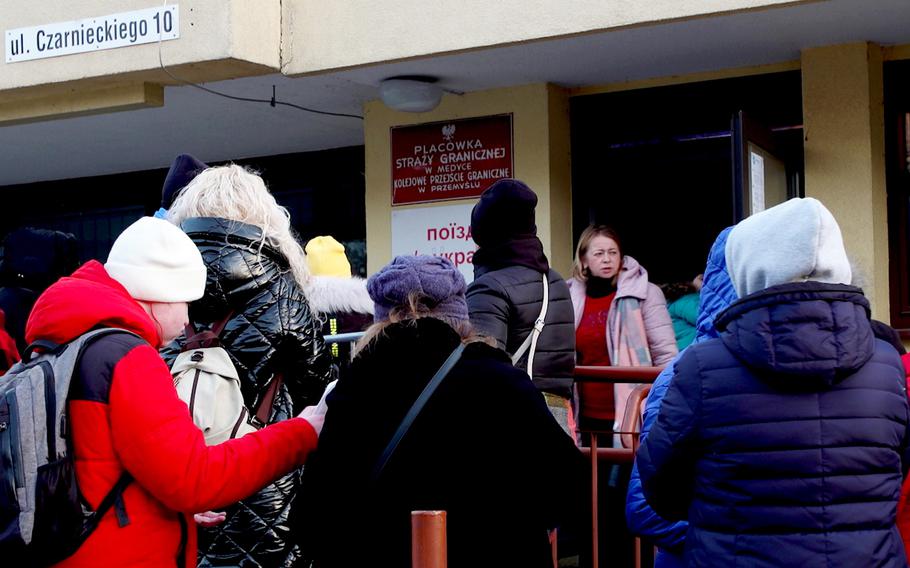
[732,111,793,221]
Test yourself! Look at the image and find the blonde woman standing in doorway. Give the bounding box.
[568,225,677,431]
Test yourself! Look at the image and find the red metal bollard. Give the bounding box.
[412,510,447,568]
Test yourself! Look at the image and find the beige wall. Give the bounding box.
[283,0,811,76]
[802,42,888,319]
[0,82,163,126]
[363,83,573,277]
[1,1,280,120]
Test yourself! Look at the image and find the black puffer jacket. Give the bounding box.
[163,216,333,567]
[467,265,576,397]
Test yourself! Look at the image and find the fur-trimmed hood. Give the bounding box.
[305,275,374,316]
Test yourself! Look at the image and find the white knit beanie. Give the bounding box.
[725,197,852,298]
[105,217,206,302]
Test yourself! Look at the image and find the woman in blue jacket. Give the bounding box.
[638,198,910,567]
[625,227,737,567]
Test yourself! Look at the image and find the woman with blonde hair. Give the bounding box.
[165,164,333,567]
[298,255,584,568]
[568,225,676,431]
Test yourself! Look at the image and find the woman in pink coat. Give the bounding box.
[567,225,677,430]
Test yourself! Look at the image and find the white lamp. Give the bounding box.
[379,76,443,113]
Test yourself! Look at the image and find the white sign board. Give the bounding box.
[6,6,179,63]
[750,150,765,214]
[391,203,478,284]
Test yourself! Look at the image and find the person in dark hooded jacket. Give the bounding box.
[466,179,576,433]
[637,198,910,567]
[164,164,334,567]
[0,227,79,353]
[625,226,737,568]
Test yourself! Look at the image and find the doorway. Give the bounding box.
[570,71,804,285]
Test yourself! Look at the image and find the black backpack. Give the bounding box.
[0,329,135,566]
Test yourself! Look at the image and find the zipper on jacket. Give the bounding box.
[40,361,57,461]
[0,398,17,511]
[189,369,201,417]
[6,393,25,487]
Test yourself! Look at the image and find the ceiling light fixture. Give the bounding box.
[379,76,443,113]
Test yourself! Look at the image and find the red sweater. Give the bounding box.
[26,261,318,568]
[575,292,615,422]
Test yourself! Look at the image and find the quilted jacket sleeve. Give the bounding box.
[626,359,689,549]
[276,280,334,410]
[108,344,318,513]
[636,348,702,521]
[466,275,510,350]
[643,284,678,366]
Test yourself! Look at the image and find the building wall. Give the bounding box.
[1,2,903,322]
[282,0,811,76]
[802,42,889,320]
[1,1,280,123]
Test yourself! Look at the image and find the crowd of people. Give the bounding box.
[0,157,909,568]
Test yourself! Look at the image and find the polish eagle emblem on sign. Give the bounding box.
[441,124,456,141]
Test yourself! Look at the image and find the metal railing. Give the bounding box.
[574,365,663,568]
[322,331,366,345]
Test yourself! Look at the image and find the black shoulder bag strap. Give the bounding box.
[370,343,465,484]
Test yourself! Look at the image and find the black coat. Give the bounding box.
[467,266,576,397]
[0,227,79,353]
[297,317,584,568]
[163,216,333,567]
[638,283,910,567]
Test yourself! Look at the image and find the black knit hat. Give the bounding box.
[470,179,538,246]
[160,154,207,210]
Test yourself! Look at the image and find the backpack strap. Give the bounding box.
[511,273,550,377]
[210,312,232,337]
[69,330,142,532]
[80,471,134,538]
[251,372,284,428]
[22,340,62,361]
[182,312,234,351]
[370,343,465,483]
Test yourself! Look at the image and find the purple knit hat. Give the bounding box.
[367,255,469,323]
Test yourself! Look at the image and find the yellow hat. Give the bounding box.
[305,236,352,278]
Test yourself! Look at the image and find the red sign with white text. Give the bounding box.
[391,114,514,205]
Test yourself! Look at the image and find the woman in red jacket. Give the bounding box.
[24,217,326,568]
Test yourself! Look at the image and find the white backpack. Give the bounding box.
[172,344,257,445]
[171,317,281,445]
